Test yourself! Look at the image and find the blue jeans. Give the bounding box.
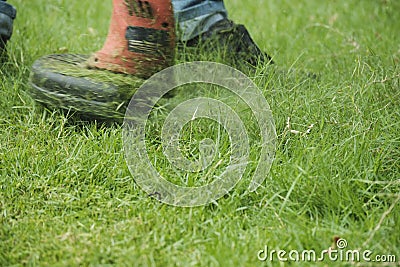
[171,0,228,41]
[0,0,16,44]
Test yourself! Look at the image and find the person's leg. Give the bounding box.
[0,0,16,56]
[172,0,273,67]
[171,0,228,41]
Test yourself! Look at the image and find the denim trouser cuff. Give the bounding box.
[0,0,17,19]
[172,0,228,41]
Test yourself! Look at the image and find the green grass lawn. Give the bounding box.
[1,0,400,266]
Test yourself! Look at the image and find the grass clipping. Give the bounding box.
[52,54,145,89]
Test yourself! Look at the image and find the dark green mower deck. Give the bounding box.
[29,54,145,122]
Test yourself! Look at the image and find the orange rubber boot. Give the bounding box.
[87,0,175,78]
